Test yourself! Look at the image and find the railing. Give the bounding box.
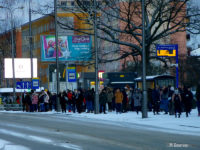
[3,104,23,111]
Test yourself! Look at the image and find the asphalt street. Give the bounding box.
[0,112,199,150]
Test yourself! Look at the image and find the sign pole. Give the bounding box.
[176,45,179,88]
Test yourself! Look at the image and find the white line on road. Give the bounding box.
[0,129,82,150]
[0,139,30,150]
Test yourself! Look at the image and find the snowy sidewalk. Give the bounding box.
[1,109,200,136]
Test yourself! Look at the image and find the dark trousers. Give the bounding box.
[61,103,66,113]
[100,104,106,113]
[197,101,200,115]
[153,101,160,114]
[135,106,141,114]
[108,102,112,111]
[174,102,182,117]
[116,103,122,113]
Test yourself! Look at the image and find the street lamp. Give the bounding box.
[54,0,61,112]
[0,6,24,102]
[93,0,99,114]
[142,0,148,118]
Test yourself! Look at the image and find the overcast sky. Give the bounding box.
[0,0,53,32]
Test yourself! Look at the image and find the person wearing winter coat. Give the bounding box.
[115,89,123,113]
[152,86,160,115]
[85,89,94,113]
[60,91,67,113]
[25,92,32,112]
[39,90,48,112]
[31,90,39,112]
[107,88,113,112]
[76,89,84,113]
[172,89,182,118]
[122,89,128,113]
[182,87,193,117]
[99,89,108,114]
[168,86,175,115]
[160,87,169,114]
[196,83,200,117]
[133,89,142,114]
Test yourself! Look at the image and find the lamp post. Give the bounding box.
[0,6,23,101]
[142,0,148,118]
[54,0,61,112]
[29,0,33,82]
[93,0,99,114]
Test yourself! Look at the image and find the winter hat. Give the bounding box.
[170,86,174,91]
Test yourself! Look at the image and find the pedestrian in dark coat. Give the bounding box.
[152,86,160,115]
[25,92,31,112]
[182,87,193,117]
[172,89,182,118]
[22,92,27,112]
[196,83,200,117]
[60,91,67,113]
[99,89,107,114]
[122,89,128,113]
[76,90,84,113]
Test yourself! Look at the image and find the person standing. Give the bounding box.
[85,89,94,113]
[152,86,160,115]
[115,89,123,114]
[16,96,20,104]
[182,86,193,117]
[22,92,27,112]
[133,89,142,114]
[32,90,39,112]
[99,89,108,114]
[107,88,113,112]
[196,83,200,117]
[25,92,31,112]
[172,89,182,118]
[76,89,84,113]
[160,87,169,114]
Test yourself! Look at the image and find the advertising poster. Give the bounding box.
[41,35,92,61]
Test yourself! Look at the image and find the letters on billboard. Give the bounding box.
[41,35,92,61]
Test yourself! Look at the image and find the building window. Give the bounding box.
[61,1,67,6]
[186,34,190,40]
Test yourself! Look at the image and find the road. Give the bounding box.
[0,112,199,150]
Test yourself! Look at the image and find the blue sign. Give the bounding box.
[156,44,179,88]
[156,44,178,57]
[68,67,76,82]
[32,79,40,89]
[16,81,32,89]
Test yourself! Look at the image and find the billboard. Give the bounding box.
[156,44,178,57]
[41,35,92,61]
[4,58,37,78]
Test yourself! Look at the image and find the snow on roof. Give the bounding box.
[0,88,43,93]
[190,48,200,56]
[135,75,159,81]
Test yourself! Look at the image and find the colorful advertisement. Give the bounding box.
[41,35,92,61]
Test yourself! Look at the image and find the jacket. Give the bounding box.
[115,91,123,104]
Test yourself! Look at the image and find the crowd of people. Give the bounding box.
[6,84,200,117]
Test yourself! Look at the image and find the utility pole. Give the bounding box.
[54,0,61,112]
[142,0,148,118]
[11,12,16,101]
[29,0,33,82]
[94,0,99,114]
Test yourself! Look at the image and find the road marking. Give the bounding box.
[0,139,30,150]
[0,129,82,150]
